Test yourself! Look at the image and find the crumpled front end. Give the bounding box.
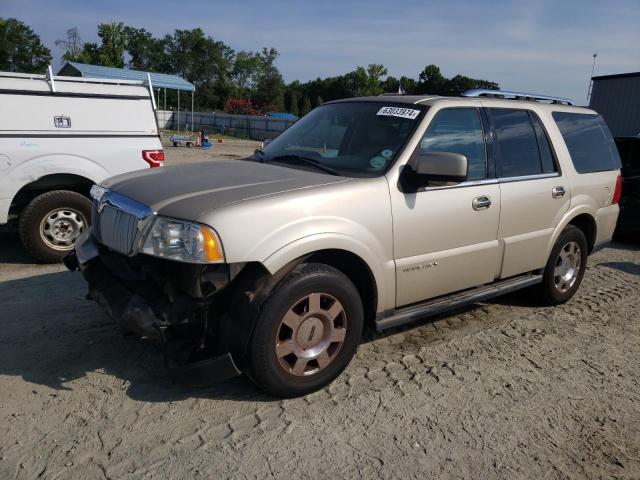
[65,224,242,385]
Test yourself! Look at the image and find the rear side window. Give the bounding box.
[489,108,542,177]
[419,108,486,180]
[530,114,557,174]
[552,112,621,173]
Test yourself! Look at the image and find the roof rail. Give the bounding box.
[0,70,144,86]
[462,88,574,106]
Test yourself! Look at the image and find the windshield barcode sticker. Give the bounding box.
[377,106,420,119]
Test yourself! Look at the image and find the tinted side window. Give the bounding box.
[420,108,486,180]
[552,112,621,173]
[489,108,541,177]
[530,113,557,174]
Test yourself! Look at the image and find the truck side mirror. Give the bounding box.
[409,151,468,183]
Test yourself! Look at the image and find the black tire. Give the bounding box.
[247,263,364,397]
[173,141,179,147]
[18,190,92,263]
[536,225,588,305]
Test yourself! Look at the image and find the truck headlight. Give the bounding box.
[142,216,224,263]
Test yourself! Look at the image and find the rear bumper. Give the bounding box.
[66,231,242,384]
[595,204,620,246]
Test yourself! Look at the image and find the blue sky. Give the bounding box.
[3,0,639,103]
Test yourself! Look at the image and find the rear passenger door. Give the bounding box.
[486,107,571,278]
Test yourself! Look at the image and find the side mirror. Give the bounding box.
[410,151,468,183]
[261,134,280,149]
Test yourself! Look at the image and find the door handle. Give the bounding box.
[472,196,492,211]
[552,186,566,199]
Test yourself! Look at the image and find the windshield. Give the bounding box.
[253,102,426,177]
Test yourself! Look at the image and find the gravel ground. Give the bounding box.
[159,136,261,165]
[1,146,639,479]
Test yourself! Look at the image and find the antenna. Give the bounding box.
[586,53,598,102]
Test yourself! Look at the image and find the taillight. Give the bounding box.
[142,149,164,168]
[612,174,622,204]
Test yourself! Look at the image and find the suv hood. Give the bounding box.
[103,160,349,219]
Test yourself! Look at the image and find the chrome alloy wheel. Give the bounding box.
[554,240,582,293]
[39,208,86,251]
[275,292,348,376]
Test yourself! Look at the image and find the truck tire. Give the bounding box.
[18,190,92,263]
[536,225,588,305]
[247,263,364,397]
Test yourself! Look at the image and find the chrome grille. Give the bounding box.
[97,205,139,255]
[91,188,155,256]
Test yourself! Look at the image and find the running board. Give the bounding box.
[375,274,543,331]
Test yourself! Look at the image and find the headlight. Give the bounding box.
[142,216,224,263]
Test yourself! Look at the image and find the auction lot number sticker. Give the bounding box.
[377,106,420,119]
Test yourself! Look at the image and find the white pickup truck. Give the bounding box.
[0,70,163,262]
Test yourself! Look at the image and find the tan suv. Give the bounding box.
[67,89,622,397]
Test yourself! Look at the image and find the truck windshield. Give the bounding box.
[253,102,426,177]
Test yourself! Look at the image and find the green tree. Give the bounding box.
[301,95,312,115]
[289,91,299,116]
[314,95,323,107]
[416,64,446,93]
[448,74,498,92]
[124,26,168,71]
[251,47,285,111]
[416,64,498,94]
[55,27,84,63]
[166,28,235,109]
[0,18,51,73]
[231,50,261,98]
[56,23,127,67]
[96,22,127,67]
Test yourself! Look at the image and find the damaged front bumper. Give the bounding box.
[65,230,242,385]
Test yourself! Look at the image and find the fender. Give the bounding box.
[545,204,598,259]
[9,153,108,187]
[5,153,108,199]
[262,232,396,313]
[0,154,107,223]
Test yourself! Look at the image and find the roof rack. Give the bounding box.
[462,88,574,106]
[0,70,144,87]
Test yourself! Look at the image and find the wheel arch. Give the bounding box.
[223,247,383,366]
[10,173,96,217]
[547,207,598,259]
[567,213,597,253]
[261,233,394,314]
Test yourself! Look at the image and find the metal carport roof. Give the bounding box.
[57,62,195,92]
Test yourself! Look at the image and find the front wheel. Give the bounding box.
[18,190,91,263]
[247,263,363,397]
[536,225,588,305]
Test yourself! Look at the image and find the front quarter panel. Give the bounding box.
[196,177,397,312]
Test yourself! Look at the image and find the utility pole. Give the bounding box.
[586,53,598,103]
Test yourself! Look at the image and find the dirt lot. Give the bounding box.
[159,136,261,165]
[1,144,639,479]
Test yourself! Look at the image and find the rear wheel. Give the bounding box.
[536,225,588,305]
[247,263,363,397]
[18,190,91,263]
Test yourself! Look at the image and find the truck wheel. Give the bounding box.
[536,225,588,305]
[247,263,363,397]
[18,190,92,263]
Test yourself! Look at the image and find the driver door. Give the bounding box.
[388,105,501,307]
